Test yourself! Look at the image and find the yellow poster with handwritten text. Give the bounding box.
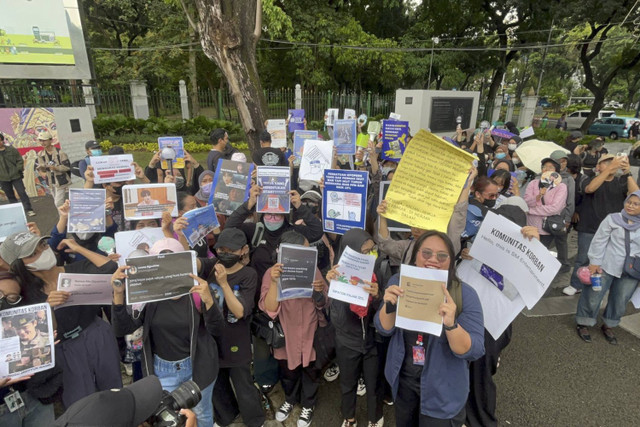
[383,130,475,231]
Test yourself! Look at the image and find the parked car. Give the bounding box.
[538,98,552,108]
[565,109,616,129]
[587,116,635,140]
[606,100,623,109]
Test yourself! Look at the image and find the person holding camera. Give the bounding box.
[0,133,35,217]
[35,131,71,208]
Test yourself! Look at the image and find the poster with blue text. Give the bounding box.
[322,169,368,234]
[382,120,409,161]
[293,130,318,165]
[257,166,291,214]
[333,119,357,155]
[288,109,305,132]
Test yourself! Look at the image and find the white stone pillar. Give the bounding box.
[518,88,538,128]
[179,80,190,120]
[295,84,302,109]
[492,96,503,123]
[129,80,149,120]
[82,79,97,119]
[505,97,516,123]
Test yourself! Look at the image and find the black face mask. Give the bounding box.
[217,253,241,268]
[111,185,123,196]
[483,199,497,208]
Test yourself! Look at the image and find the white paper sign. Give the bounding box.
[90,154,136,184]
[0,203,27,242]
[267,119,287,148]
[114,228,166,266]
[328,247,375,307]
[299,140,333,181]
[344,109,356,120]
[457,259,525,339]
[56,274,113,308]
[469,211,560,309]
[396,265,446,336]
[326,108,339,126]
[519,126,535,139]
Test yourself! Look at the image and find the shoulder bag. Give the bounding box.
[623,229,640,280]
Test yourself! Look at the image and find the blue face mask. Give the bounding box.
[495,152,507,160]
[91,149,102,157]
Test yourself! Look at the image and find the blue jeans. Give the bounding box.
[569,232,595,290]
[0,390,54,426]
[576,271,639,327]
[154,355,215,427]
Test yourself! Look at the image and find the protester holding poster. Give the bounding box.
[259,230,328,427]
[1,231,122,407]
[325,229,383,427]
[252,131,288,167]
[375,231,484,426]
[322,169,368,234]
[381,120,410,161]
[257,166,291,214]
[209,159,254,216]
[111,238,225,427]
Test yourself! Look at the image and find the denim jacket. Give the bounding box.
[374,273,485,419]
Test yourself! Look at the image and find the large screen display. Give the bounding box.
[0,0,75,65]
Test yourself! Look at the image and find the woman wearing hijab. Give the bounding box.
[575,191,640,344]
[325,229,383,427]
[194,170,215,207]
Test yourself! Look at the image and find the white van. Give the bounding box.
[565,110,615,129]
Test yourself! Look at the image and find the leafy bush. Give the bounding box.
[99,140,249,153]
[533,127,635,145]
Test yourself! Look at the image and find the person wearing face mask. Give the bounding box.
[490,169,520,198]
[111,238,224,427]
[78,141,102,185]
[2,231,121,408]
[375,231,485,426]
[194,228,265,427]
[325,229,384,427]
[459,175,500,250]
[157,150,204,195]
[169,192,214,258]
[194,170,215,206]
[523,158,568,247]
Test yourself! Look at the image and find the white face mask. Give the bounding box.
[75,233,95,241]
[25,247,57,271]
[512,157,520,165]
[508,143,517,151]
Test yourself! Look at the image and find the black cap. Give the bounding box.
[214,227,247,250]
[54,375,163,427]
[259,130,272,143]
[108,146,125,155]
[85,140,100,150]
[540,157,560,170]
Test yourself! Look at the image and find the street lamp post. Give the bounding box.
[427,37,440,90]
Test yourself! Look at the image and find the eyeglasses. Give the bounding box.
[625,200,640,208]
[482,192,499,200]
[0,291,22,305]
[420,249,450,263]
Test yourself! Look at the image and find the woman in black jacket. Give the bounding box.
[110,238,224,427]
[326,229,384,427]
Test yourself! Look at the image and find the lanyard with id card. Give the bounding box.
[4,388,25,413]
[412,333,426,366]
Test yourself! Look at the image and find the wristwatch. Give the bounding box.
[444,320,459,331]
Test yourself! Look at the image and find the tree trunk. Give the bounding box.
[193,0,267,151]
[188,25,200,118]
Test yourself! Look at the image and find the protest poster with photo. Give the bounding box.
[328,247,375,307]
[288,109,305,133]
[299,140,333,181]
[469,211,560,309]
[158,137,185,169]
[333,119,357,155]
[267,119,287,148]
[389,112,402,120]
[114,228,166,266]
[277,244,318,301]
[89,154,136,184]
[0,203,27,243]
[182,204,219,248]
[384,130,475,232]
[322,169,368,234]
[209,159,253,216]
[293,130,318,166]
[381,120,410,161]
[396,264,446,336]
[126,251,197,304]
[457,259,526,339]
[379,181,411,233]
[344,108,356,120]
[257,166,290,214]
[68,188,106,233]
[326,108,339,127]
[0,303,55,379]
[56,274,113,308]
[122,183,178,221]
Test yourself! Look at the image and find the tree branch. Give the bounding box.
[253,0,262,43]
[179,0,199,33]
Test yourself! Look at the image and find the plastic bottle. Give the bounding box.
[226,285,240,323]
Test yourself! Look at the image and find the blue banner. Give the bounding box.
[322,169,368,234]
[288,109,305,132]
[182,204,219,248]
[333,119,357,155]
[293,130,318,163]
[381,120,409,161]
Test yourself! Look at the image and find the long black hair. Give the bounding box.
[408,230,456,289]
[10,259,48,304]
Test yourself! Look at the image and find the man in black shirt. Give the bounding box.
[207,128,228,173]
[252,130,288,167]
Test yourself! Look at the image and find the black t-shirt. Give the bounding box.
[400,329,426,393]
[576,176,628,234]
[207,150,225,172]
[581,149,609,169]
[252,147,287,166]
[149,296,192,361]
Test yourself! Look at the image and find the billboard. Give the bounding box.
[0,0,75,65]
[0,107,59,154]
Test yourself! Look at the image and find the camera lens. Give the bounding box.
[169,380,201,410]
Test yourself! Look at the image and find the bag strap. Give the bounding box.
[450,278,463,319]
[625,228,631,257]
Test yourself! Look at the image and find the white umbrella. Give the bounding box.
[515,139,569,174]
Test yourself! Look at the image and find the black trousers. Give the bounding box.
[278,360,320,408]
[0,178,32,211]
[212,364,265,427]
[252,335,279,387]
[395,380,466,427]
[540,233,569,267]
[465,326,512,427]
[336,343,383,422]
[376,335,393,401]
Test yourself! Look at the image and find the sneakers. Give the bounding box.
[342,419,357,427]
[382,397,394,406]
[368,417,384,427]
[297,406,314,427]
[27,210,36,217]
[323,362,340,382]
[562,286,582,296]
[576,325,591,343]
[601,325,618,345]
[356,377,366,396]
[275,401,294,422]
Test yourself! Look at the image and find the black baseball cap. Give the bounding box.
[85,140,101,150]
[54,375,163,426]
[214,227,247,250]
